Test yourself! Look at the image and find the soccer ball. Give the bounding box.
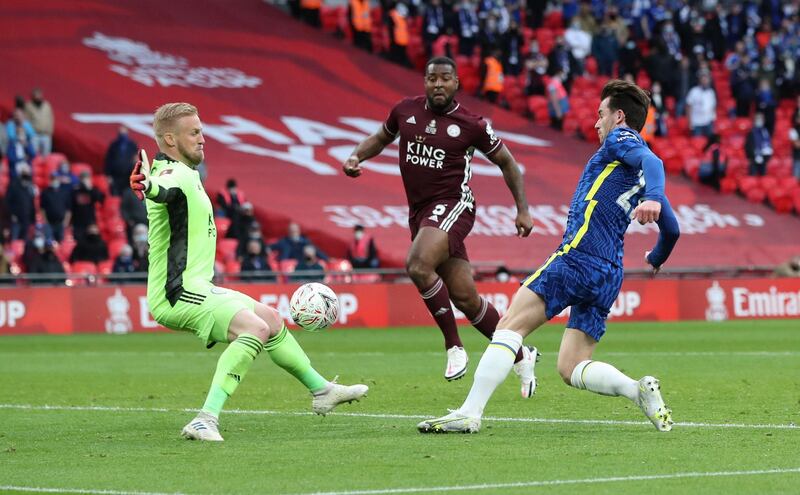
[289,283,339,332]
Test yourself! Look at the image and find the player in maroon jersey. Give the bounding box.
[343,57,540,398]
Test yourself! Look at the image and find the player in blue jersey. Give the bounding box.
[418,79,680,433]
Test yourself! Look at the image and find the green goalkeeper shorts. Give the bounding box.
[149,284,256,345]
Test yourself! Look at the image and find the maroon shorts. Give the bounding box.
[409,199,475,261]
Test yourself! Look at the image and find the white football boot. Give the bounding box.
[312,377,369,416]
[181,412,224,441]
[512,345,541,398]
[444,346,469,381]
[636,376,674,432]
[417,410,481,434]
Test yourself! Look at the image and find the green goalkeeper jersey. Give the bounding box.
[144,153,217,310]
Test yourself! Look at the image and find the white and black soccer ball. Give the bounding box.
[289,282,339,332]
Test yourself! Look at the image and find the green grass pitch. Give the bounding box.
[2,320,799,494]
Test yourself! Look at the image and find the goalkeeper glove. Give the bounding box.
[130,149,151,200]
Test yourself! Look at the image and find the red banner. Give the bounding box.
[0,278,797,335]
[1,0,798,270]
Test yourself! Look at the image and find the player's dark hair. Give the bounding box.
[426,56,457,73]
[600,80,650,132]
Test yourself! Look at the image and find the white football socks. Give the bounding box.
[570,360,638,402]
[458,329,523,418]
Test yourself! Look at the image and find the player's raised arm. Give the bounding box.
[488,144,533,238]
[343,124,397,178]
[129,149,181,203]
[645,196,680,274]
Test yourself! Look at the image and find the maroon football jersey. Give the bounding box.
[383,96,503,213]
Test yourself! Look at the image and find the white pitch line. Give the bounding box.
[1,404,797,430]
[285,468,800,495]
[0,486,183,495]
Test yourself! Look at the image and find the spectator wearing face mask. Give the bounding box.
[40,172,72,242]
[130,223,149,271]
[70,171,105,241]
[745,112,773,176]
[240,239,275,282]
[291,244,326,283]
[24,235,66,285]
[347,224,379,269]
[70,223,109,264]
[24,88,54,156]
[121,186,147,243]
[270,222,328,263]
[686,71,717,137]
[6,122,36,178]
[5,162,36,241]
[112,244,136,274]
[236,220,266,260]
[104,126,138,196]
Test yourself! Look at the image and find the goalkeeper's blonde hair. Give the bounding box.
[153,102,198,144]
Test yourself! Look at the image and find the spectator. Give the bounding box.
[546,68,570,131]
[618,35,641,80]
[70,171,105,240]
[698,134,727,190]
[216,178,246,228]
[6,125,36,177]
[270,222,328,263]
[524,0,546,29]
[6,163,36,241]
[606,6,629,45]
[104,126,138,196]
[54,159,79,189]
[592,20,619,77]
[480,48,504,103]
[231,201,258,242]
[745,112,773,176]
[39,172,72,242]
[240,239,275,282]
[422,0,448,56]
[456,0,479,56]
[291,244,325,283]
[730,53,757,117]
[69,223,109,264]
[563,18,592,76]
[500,21,524,76]
[130,223,150,271]
[387,2,411,68]
[773,256,800,278]
[790,111,800,180]
[299,0,321,27]
[523,40,548,96]
[25,237,65,285]
[4,108,35,160]
[121,186,147,243]
[112,243,137,275]
[347,224,379,269]
[755,78,777,135]
[349,0,373,52]
[24,88,54,156]
[547,36,573,92]
[686,72,717,137]
[236,220,266,260]
[650,81,668,136]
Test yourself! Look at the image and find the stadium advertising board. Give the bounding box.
[0,278,797,335]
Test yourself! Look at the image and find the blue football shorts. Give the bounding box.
[521,248,623,341]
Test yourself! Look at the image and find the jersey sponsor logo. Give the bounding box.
[425,119,437,135]
[616,131,639,143]
[406,115,416,124]
[447,124,461,137]
[406,141,445,169]
[485,122,498,144]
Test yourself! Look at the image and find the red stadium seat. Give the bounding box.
[9,240,25,262]
[71,261,98,275]
[719,177,737,194]
[324,258,353,284]
[745,187,766,203]
[71,163,93,177]
[215,217,231,237]
[216,238,238,262]
[98,260,113,275]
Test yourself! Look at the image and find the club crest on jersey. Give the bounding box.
[406,115,416,124]
[425,119,437,134]
[447,124,461,137]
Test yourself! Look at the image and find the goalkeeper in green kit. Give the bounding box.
[129,102,368,441]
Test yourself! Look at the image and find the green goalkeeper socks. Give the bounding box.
[201,334,263,417]
[265,324,328,393]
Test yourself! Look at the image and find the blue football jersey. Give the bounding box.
[559,127,654,266]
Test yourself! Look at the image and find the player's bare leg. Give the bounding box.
[183,308,277,441]
[406,227,467,380]
[418,288,547,432]
[438,257,540,397]
[252,302,368,415]
[562,329,673,431]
